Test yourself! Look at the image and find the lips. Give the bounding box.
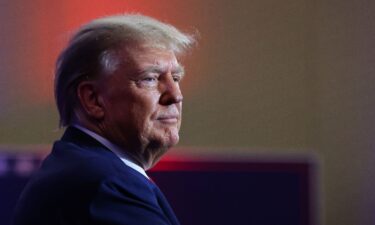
[157,115,179,123]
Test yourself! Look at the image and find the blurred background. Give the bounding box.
[0,0,374,225]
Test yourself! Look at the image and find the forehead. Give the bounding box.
[122,46,181,71]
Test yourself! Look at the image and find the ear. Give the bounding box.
[77,81,105,120]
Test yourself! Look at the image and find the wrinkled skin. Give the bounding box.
[84,46,184,170]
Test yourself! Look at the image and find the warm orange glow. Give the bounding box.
[20,0,164,104]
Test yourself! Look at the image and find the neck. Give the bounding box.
[73,119,165,170]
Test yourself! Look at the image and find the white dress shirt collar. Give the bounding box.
[72,124,149,179]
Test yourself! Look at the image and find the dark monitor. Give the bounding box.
[1,152,316,225]
[150,159,315,225]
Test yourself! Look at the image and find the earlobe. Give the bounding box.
[77,81,105,120]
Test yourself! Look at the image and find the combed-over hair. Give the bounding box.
[55,14,196,127]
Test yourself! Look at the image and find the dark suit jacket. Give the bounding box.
[13,127,180,225]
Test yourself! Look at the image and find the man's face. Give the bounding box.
[97,46,184,168]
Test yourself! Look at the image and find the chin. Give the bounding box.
[153,126,180,146]
[164,131,180,147]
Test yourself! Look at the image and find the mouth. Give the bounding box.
[157,115,179,124]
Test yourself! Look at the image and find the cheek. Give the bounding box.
[144,92,162,118]
[132,93,160,126]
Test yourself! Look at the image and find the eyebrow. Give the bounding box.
[138,64,185,77]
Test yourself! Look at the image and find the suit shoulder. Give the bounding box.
[42,140,148,186]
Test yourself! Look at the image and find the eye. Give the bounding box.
[173,75,182,83]
[136,75,159,87]
[143,77,157,82]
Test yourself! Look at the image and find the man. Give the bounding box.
[13,14,195,225]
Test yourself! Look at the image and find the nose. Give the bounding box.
[159,75,183,105]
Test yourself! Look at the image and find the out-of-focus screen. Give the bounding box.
[0,151,315,225]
